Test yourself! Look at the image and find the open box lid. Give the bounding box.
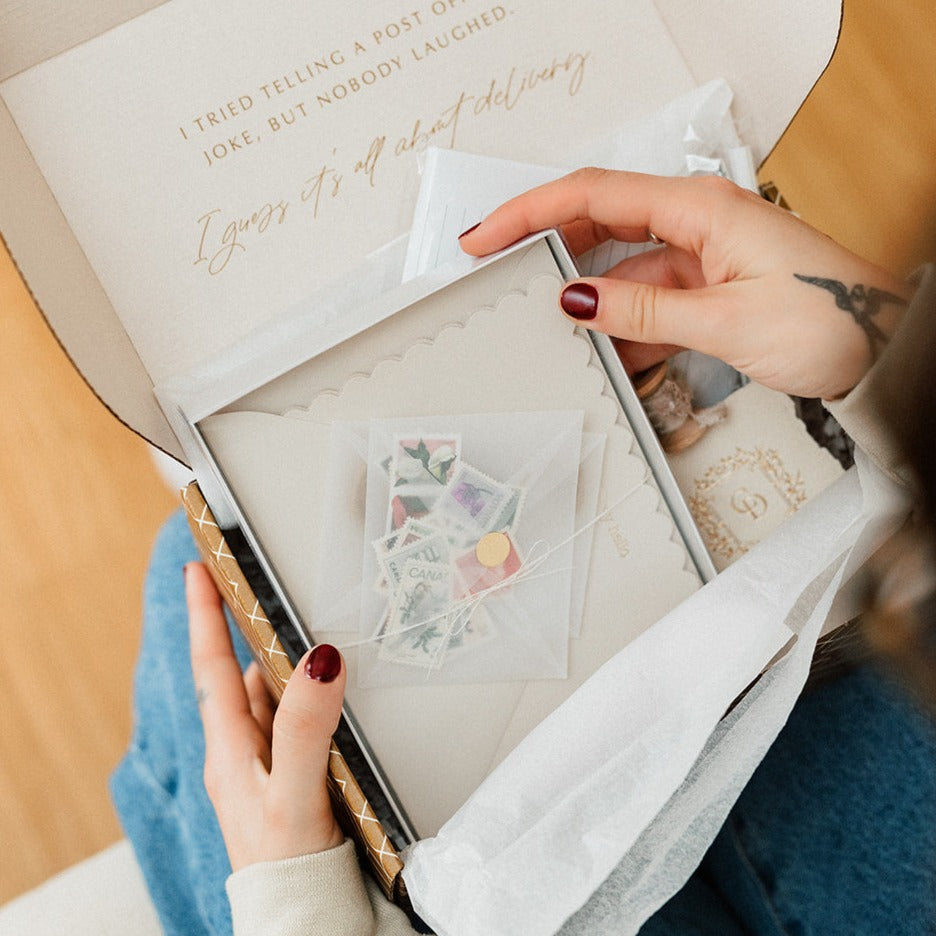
[0,0,841,464]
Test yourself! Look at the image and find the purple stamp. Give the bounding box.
[437,463,515,534]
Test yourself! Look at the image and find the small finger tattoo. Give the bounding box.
[196,686,209,707]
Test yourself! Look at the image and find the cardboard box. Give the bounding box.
[0,0,842,914]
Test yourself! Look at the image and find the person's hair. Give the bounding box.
[864,273,936,707]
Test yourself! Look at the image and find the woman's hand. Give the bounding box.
[186,561,345,872]
[459,169,912,399]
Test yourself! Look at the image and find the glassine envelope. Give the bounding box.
[354,411,586,687]
[199,240,702,836]
[308,414,605,647]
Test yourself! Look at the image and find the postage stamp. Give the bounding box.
[491,485,526,533]
[380,559,454,668]
[372,525,415,558]
[372,522,423,591]
[391,434,461,488]
[380,531,451,593]
[436,462,516,536]
[384,435,461,530]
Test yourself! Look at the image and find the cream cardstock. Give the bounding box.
[198,241,701,835]
[668,381,845,572]
[0,0,693,388]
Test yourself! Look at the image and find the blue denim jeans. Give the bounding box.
[112,511,936,935]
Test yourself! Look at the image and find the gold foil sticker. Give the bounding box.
[475,531,511,568]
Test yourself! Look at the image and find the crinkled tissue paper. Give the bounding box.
[402,451,908,935]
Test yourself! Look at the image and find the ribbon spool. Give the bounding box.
[634,361,726,454]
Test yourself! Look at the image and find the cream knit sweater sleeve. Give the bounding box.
[824,263,934,482]
[226,839,419,936]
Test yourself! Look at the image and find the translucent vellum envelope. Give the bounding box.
[355,411,586,687]
[309,422,371,632]
[311,415,606,645]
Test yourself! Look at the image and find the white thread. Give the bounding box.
[335,477,648,657]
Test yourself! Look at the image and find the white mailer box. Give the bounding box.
[0,1,841,929]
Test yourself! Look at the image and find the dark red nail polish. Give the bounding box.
[305,644,341,683]
[560,283,599,320]
[458,221,481,239]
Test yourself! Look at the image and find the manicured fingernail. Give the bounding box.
[305,644,341,683]
[560,283,598,320]
[458,221,481,239]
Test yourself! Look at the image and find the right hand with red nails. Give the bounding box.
[186,561,346,872]
[458,169,912,400]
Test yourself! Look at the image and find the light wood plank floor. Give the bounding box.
[0,246,178,901]
[1,0,934,905]
[760,0,936,275]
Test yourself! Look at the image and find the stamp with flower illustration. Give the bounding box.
[379,559,454,669]
[385,434,461,530]
[380,530,451,594]
[435,463,517,540]
[391,434,461,488]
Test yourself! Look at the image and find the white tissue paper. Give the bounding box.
[402,451,909,935]
[566,77,756,194]
[403,78,756,283]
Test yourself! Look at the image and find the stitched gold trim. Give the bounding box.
[181,482,405,899]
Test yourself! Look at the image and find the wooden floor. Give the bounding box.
[759,0,936,275]
[1,0,934,905]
